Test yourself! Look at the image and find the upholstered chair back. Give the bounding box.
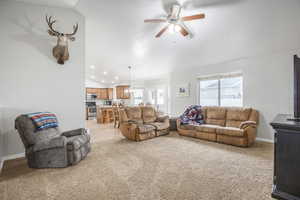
[124,107,143,124]
[202,107,259,128]
[225,108,252,128]
[119,109,129,123]
[15,115,61,148]
[203,107,227,126]
[141,106,157,123]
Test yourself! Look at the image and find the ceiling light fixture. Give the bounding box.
[101,80,105,83]
[169,24,181,34]
[115,76,119,80]
[103,71,107,75]
[90,75,95,79]
[90,65,95,69]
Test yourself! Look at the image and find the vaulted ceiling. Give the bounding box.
[77,0,300,85]
[14,0,80,8]
[9,0,300,85]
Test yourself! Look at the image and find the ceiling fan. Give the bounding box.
[144,4,205,38]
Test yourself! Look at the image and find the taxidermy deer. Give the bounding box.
[46,16,78,65]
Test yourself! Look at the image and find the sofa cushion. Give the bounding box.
[148,122,169,131]
[216,127,245,137]
[226,108,251,121]
[225,108,251,128]
[180,124,196,130]
[125,107,143,123]
[137,124,155,134]
[195,124,221,133]
[225,120,243,128]
[205,107,226,126]
[142,106,157,123]
[206,107,226,119]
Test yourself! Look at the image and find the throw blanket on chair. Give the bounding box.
[27,112,58,131]
[180,105,204,125]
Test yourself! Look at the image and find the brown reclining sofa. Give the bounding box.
[119,106,170,141]
[177,106,259,147]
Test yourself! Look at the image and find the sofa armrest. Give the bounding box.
[120,122,138,141]
[156,116,169,122]
[176,119,182,130]
[239,121,257,129]
[244,126,257,146]
[33,136,67,152]
[61,128,87,137]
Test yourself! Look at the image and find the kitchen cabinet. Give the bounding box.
[108,88,113,100]
[86,88,98,95]
[116,85,130,99]
[86,88,113,100]
[97,88,108,99]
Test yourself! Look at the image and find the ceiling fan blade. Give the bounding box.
[178,25,189,37]
[181,14,205,21]
[144,19,167,23]
[155,25,170,38]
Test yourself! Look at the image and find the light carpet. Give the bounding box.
[0,121,274,200]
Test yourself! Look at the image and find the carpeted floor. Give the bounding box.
[0,120,274,200]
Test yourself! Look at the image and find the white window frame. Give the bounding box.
[198,72,243,107]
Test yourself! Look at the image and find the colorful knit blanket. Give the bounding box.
[27,112,58,131]
[180,105,204,125]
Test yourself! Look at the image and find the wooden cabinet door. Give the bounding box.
[86,88,97,94]
[123,86,130,99]
[116,86,123,99]
[108,88,113,100]
[116,86,130,99]
[98,88,107,99]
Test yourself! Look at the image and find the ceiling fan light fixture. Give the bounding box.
[169,24,175,34]
[175,25,182,32]
[169,24,181,34]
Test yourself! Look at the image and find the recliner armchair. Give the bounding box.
[15,115,91,168]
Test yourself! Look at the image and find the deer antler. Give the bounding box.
[46,15,61,36]
[66,23,79,37]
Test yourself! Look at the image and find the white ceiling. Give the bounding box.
[77,0,247,84]
[77,0,300,85]
[14,0,79,8]
[10,0,300,85]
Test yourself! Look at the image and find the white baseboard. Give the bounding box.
[3,152,25,161]
[256,137,274,143]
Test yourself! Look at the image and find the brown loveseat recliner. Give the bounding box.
[119,106,170,141]
[176,106,259,147]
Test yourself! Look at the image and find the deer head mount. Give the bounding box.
[46,16,78,65]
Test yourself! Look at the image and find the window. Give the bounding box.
[199,74,243,107]
[132,89,144,105]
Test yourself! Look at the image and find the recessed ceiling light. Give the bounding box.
[115,76,119,80]
[112,81,115,84]
[90,75,95,79]
[101,80,105,83]
[103,71,107,75]
[90,65,95,69]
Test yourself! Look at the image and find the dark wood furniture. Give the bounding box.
[270,114,300,200]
